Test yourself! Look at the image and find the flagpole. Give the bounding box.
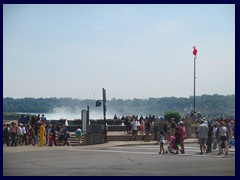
[192,46,197,120]
[194,56,196,115]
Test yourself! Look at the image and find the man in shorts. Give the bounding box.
[197,119,209,155]
[131,117,138,141]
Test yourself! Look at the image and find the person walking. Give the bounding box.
[163,120,168,141]
[178,121,187,154]
[197,119,209,155]
[174,127,182,154]
[131,117,138,141]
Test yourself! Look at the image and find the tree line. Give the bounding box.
[3,94,235,118]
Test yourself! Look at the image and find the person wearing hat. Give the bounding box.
[178,121,187,154]
[197,119,209,155]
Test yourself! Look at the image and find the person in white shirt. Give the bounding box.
[131,117,138,141]
[22,125,27,145]
[197,119,209,155]
[17,123,23,146]
[158,130,165,154]
[218,122,228,155]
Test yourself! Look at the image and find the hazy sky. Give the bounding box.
[3,4,235,100]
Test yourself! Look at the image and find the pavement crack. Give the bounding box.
[127,158,143,166]
[29,161,53,168]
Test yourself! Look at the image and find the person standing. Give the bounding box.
[217,122,229,155]
[163,120,168,140]
[178,121,187,154]
[197,119,209,155]
[227,121,234,148]
[158,130,165,154]
[144,119,151,142]
[17,123,23,146]
[10,122,18,147]
[22,124,27,145]
[206,121,213,153]
[140,119,145,135]
[170,118,177,137]
[34,124,39,146]
[63,126,71,146]
[28,126,35,145]
[131,117,138,141]
[3,124,11,146]
[174,127,182,154]
[75,126,83,145]
[212,124,218,150]
[49,125,58,146]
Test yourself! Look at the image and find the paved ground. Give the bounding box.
[3,137,235,176]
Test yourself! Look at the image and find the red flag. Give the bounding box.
[193,46,197,56]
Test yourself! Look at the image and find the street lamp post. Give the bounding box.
[96,88,107,142]
[102,88,107,142]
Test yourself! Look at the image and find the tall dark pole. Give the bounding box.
[87,106,89,125]
[193,56,197,115]
[102,88,107,142]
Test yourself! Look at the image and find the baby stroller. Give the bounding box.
[229,137,235,147]
[166,135,177,154]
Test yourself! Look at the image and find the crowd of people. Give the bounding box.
[4,113,235,157]
[196,117,235,155]
[119,114,235,155]
[3,114,76,147]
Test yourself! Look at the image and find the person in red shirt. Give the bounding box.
[179,121,187,154]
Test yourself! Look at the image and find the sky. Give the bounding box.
[3,4,235,100]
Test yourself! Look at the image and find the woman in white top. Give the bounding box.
[158,130,165,154]
[17,124,23,146]
[218,122,228,155]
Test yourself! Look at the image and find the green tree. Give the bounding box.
[164,111,181,123]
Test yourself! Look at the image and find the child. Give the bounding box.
[158,130,165,154]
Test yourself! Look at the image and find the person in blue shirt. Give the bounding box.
[63,126,70,146]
